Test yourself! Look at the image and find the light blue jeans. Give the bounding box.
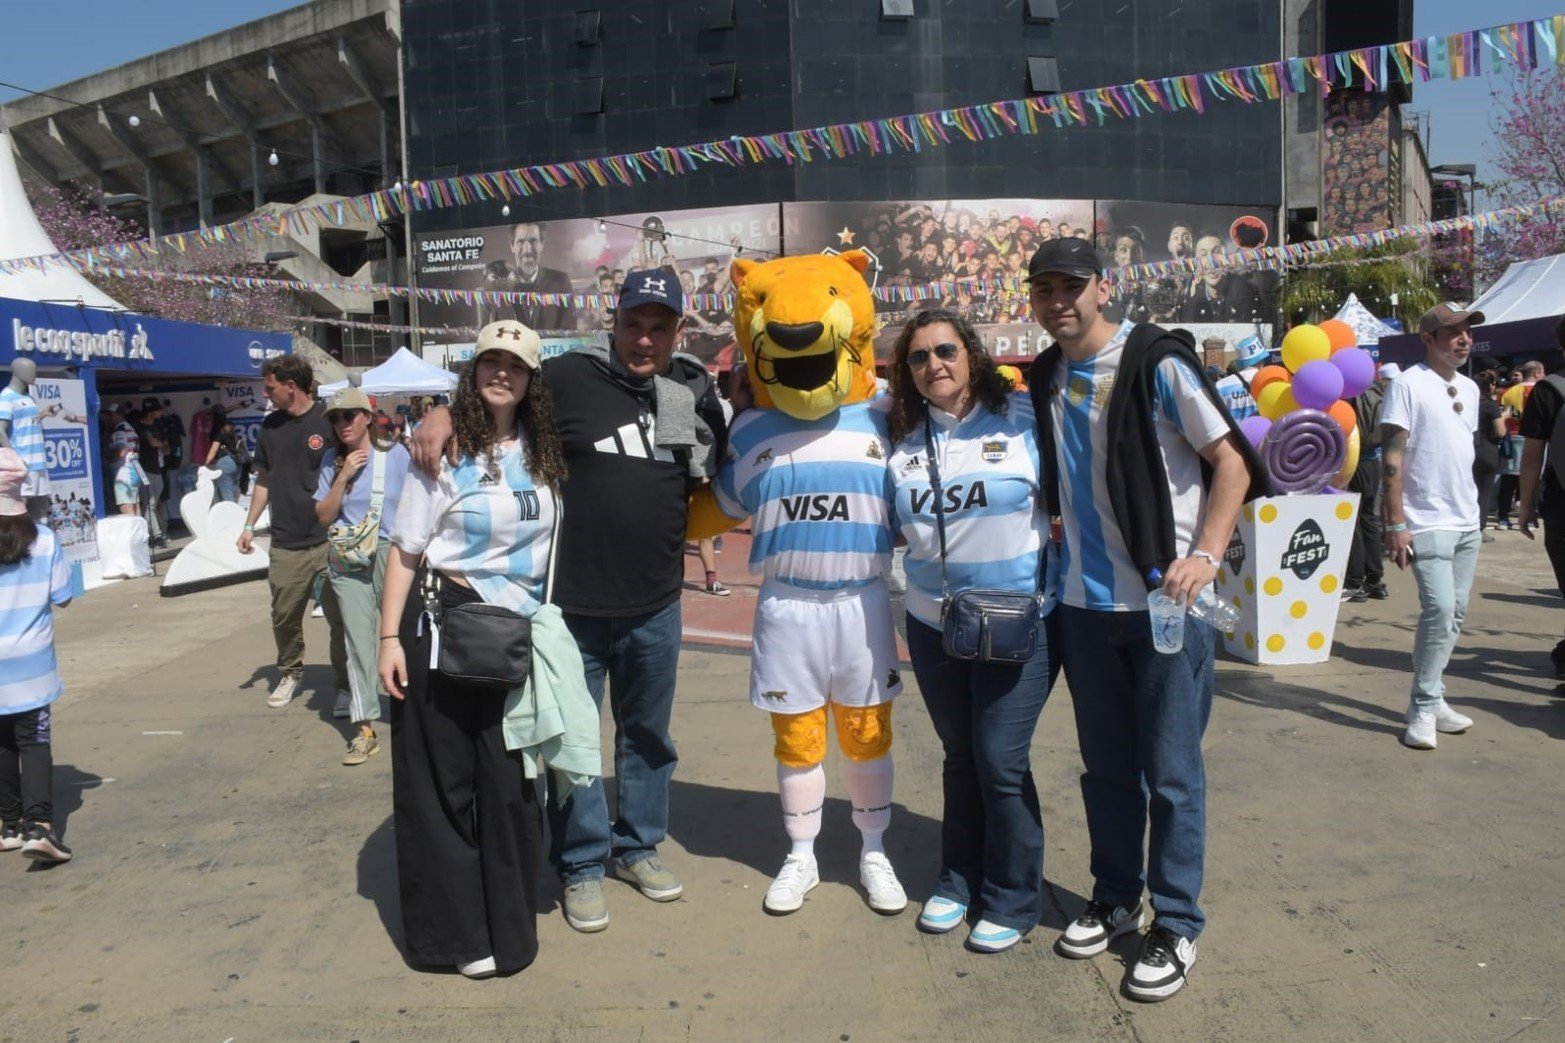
[1409,528,1481,713]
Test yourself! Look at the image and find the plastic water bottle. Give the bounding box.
[1146,570,1241,654]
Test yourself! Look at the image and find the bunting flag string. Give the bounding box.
[73,194,1565,315]
[1,14,1562,278]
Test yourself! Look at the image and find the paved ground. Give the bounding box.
[6,525,1565,1041]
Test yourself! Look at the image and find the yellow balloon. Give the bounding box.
[1281,325,1332,373]
[1256,381,1299,420]
[1330,424,1361,489]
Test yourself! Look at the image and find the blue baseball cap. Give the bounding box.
[1235,336,1269,368]
[618,268,684,315]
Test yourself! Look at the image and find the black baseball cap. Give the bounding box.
[618,268,683,315]
[1027,238,1106,281]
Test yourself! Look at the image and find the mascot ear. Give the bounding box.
[731,257,760,288]
[836,249,872,275]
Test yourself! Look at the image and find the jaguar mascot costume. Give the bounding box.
[689,250,906,917]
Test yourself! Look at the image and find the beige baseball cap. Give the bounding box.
[324,387,374,418]
[1418,302,1485,335]
[475,319,543,370]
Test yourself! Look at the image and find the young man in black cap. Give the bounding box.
[1026,237,1264,1002]
[412,267,726,934]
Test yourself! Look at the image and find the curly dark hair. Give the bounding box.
[0,514,39,566]
[886,308,1012,444]
[450,354,568,489]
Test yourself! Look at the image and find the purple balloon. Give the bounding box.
[1261,409,1347,494]
[1291,359,1345,410]
[1239,414,1273,448]
[1331,347,1376,399]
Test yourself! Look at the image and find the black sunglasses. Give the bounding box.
[1446,384,1464,414]
[907,342,962,368]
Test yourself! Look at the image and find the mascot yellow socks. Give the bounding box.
[694,251,907,916]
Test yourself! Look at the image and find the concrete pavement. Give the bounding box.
[6,526,1565,1041]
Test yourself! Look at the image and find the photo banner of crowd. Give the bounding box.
[415,197,1278,366]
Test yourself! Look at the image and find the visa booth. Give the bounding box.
[0,294,291,591]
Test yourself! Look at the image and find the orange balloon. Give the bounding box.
[1328,399,1357,438]
[1319,319,1357,352]
[1249,364,1292,398]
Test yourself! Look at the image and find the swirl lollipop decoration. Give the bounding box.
[1260,409,1347,494]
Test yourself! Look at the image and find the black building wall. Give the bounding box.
[402,0,1286,234]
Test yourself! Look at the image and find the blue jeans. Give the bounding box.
[905,612,1057,931]
[1409,528,1481,713]
[211,455,239,503]
[1056,605,1214,941]
[548,601,682,883]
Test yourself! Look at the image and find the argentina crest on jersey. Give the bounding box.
[980,440,1007,463]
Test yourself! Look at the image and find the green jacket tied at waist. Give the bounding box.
[502,604,601,801]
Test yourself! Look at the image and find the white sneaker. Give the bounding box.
[1434,701,1473,733]
[266,674,300,708]
[311,604,326,619]
[1403,711,1437,750]
[1125,926,1197,1002]
[859,852,907,914]
[333,689,352,719]
[457,955,496,980]
[763,854,820,914]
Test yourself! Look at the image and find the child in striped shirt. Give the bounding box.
[0,448,74,864]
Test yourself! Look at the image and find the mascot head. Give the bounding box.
[731,250,878,421]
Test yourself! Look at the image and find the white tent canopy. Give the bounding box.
[0,130,125,310]
[1469,252,1565,325]
[318,346,459,396]
[1331,293,1399,346]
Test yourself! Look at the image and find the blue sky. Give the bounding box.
[0,0,1556,191]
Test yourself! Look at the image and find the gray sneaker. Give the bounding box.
[266,673,301,708]
[341,733,381,766]
[620,855,684,901]
[563,879,610,932]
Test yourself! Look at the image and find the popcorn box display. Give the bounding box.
[1212,492,1360,665]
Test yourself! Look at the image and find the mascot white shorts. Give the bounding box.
[749,577,903,715]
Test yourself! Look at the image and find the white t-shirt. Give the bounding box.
[1050,322,1233,611]
[1379,363,1479,534]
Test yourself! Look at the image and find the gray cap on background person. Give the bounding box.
[1418,303,1486,334]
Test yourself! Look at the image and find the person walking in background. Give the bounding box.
[1381,305,1483,751]
[377,321,567,979]
[0,449,74,864]
[1517,319,1565,678]
[1344,363,1395,602]
[237,356,350,713]
[204,415,242,504]
[885,309,1058,954]
[314,387,411,767]
[1472,371,1505,542]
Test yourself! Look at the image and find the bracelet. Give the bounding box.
[1385,522,1408,533]
[1188,550,1220,568]
[379,635,399,641]
[242,524,255,532]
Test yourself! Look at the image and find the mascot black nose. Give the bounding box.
[765,321,825,351]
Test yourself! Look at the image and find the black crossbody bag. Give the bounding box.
[425,492,560,690]
[924,412,1043,664]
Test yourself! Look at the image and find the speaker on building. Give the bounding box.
[706,62,738,101]
[571,77,605,115]
[880,0,914,20]
[702,0,735,30]
[574,10,602,46]
[1027,56,1061,94]
[1024,0,1059,23]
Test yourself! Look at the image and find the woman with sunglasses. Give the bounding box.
[313,387,411,766]
[377,320,568,979]
[885,308,1057,953]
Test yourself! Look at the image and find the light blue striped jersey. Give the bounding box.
[0,388,46,475]
[1214,373,1258,421]
[714,401,894,590]
[1050,322,1233,612]
[390,442,557,617]
[888,392,1055,628]
[0,525,71,714]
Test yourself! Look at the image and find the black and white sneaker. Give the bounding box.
[1055,899,1144,958]
[1125,925,1197,1002]
[21,824,72,864]
[0,821,23,852]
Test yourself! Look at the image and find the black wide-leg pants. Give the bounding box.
[390,581,542,974]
